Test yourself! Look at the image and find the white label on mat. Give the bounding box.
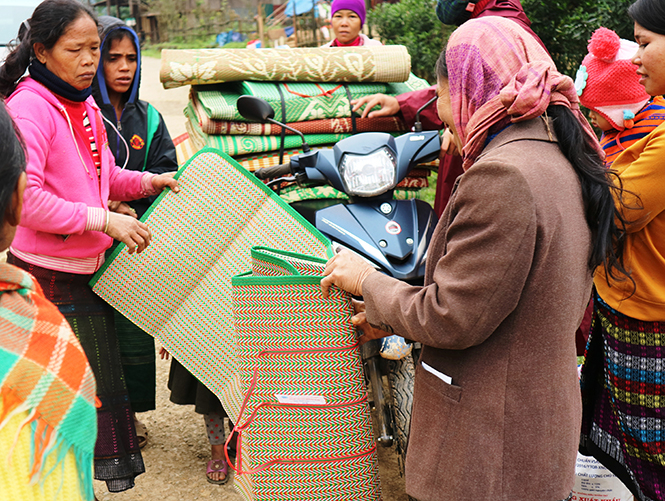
[275,394,327,405]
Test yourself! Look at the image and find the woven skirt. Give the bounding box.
[167,357,226,416]
[8,255,145,493]
[104,244,156,413]
[115,312,156,413]
[580,293,665,501]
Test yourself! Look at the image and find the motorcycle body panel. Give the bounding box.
[295,132,441,195]
[315,199,435,281]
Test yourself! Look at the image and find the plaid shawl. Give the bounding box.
[0,263,96,500]
[445,17,600,170]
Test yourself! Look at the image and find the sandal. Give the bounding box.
[134,417,148,449]
[206,458,229,485]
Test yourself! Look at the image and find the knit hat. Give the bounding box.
[330,0,366,26]
[575,27,650,130]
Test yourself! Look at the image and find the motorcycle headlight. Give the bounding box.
[339,147,397,197]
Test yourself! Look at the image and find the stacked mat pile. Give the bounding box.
[161,47,432,194]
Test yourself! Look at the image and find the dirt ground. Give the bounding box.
[92,56,410,501]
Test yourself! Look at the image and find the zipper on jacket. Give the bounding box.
[112,106,121,160]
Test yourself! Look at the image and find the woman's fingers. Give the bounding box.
[359,96,384,118]
[106,213,153,253]
[351,298,366,315]
[441,128,460,156]
[151,171,180,193]
[350,96,372,114]
[136,224,152,251]
[350,94,400,118]
[113,202,138,218]
[320,250,376,297]
[127,221,151,254]
[351,311,367,325]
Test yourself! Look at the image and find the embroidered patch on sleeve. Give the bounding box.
[130,134,145,150]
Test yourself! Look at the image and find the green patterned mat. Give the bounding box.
[192,91,406,135]
[160,45,411,88]
[194,73,430,122]
[185,101,350,156]
[278,184,422,203]
[90,149,332,421]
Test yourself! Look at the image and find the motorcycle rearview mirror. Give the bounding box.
[413,95,438,133]
[237,95,310,153]
[237,95,275,122]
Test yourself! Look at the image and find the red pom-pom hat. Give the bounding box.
[576,27,650,130]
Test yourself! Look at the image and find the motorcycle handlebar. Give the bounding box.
[254,163,292,180]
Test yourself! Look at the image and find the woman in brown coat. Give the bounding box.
[322,17,629,501]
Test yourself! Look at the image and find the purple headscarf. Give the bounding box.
[330,0,366,26]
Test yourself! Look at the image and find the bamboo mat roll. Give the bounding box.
[160,45,412,88]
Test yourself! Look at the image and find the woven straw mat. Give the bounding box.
[160,45,411,88]
[192,74,429,122]
[192,91,405,135]
[90,149,332,420]
[231,247,380,500]
[185,101,351,156]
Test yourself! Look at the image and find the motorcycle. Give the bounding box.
[237,95,440,472]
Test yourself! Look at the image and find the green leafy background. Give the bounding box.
[369,0,635,82]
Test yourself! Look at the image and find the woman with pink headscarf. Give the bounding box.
[321,16,629,501]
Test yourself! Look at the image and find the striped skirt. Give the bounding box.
[580,293,665,501]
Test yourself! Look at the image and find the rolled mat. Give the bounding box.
[193,73,430,122]
[90,148,332,422]
[160,45,411,88]
[230,246,380,500]
[193,96,406,135]
[185,101,350,156]
[278,184,424,204]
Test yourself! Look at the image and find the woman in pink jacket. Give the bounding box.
[0,0,178,493]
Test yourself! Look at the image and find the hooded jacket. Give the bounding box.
[7,77,150,273]
[93,18,177,217]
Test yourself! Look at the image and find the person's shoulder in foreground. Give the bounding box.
[0,95,97,500]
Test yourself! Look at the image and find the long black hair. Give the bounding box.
[0,101,26,226]
[629,0,665,35]
[435,51,632,284]
[0,0,97,98]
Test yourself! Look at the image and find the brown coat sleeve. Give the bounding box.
[363,160,537,350]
